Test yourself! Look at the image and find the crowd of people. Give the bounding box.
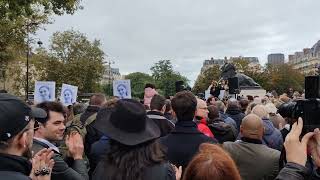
[1,84,320,180]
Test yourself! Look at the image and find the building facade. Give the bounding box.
[230,56,260,64]
[268,53,285,64]
[288,40,320,75]
[201,57,226,72]
[200,56,261,74]
[101,64,122,84]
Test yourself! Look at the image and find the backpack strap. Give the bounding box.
[84,113,98,127]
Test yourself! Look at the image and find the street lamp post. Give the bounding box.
[26,24,31,101]
[25,22,40,101]
[108,59,115,95]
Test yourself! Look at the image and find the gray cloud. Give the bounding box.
[37,0,320,85]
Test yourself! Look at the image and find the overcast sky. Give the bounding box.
[37,0,320,85]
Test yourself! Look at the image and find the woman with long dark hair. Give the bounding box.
[92,99,178,180]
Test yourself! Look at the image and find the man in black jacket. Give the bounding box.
[0,93,47,179]
[225,98,245,131]
[147,95,174,137]
[160,91,217,170]
[33,101,89,180]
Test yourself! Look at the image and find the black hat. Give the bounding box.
[0,93,47,141]
[93,99,160,146]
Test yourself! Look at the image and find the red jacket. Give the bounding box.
[197,117,214,138]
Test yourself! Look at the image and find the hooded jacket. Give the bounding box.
[0,153,32,180]
[262,118,283,151]
[219,112,237,132]
[208,118,237,143]
[225,107,245,131]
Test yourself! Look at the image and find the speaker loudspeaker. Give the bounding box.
[175,81,184,93]
[228,77,239,94]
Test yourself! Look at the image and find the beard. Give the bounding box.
[22,146,33,159]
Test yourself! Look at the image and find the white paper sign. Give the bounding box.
[34,81,56,103]
[61,84,78,106]
[218,90,225,100]
[113,80,131,99]
[205,90,210,100]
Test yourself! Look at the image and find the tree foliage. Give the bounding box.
[0,0,82,95]
[102,83,113,97]
[0,0,81,18]
[150,60,188,97]
[192,65,220,94]
[232,58,250,73]
[0,0,81,81]
[125,72,155,99]
[193,62,305,95]
[34,30,105,93]
[262,64,304,93]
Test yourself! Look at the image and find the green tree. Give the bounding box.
[35,30,105,93]
[232,58,271,90]
[0,0,82,92]
[150,60,188,97]
[262,64,304,94]
[232,58,250,73]
[102,83,113,97]
[0,0,82,59]
[125,72,154,99]
[192,65,220,94]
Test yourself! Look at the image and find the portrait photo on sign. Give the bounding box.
[61,84,78,106]
[34,81,56,103]
[113,80,131,99]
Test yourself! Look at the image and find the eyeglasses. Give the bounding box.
[199,107,208,110]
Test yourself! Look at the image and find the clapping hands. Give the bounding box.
[30,148,54,180]
[65,131,84,160]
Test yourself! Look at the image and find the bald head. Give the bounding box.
[251,105,269,119]
[240,114,264,140]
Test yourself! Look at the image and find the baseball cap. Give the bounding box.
[0,93,47,141]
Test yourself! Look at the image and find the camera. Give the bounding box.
[294,99,320,133]
[277,76,320,133]
[278,99,320,133]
